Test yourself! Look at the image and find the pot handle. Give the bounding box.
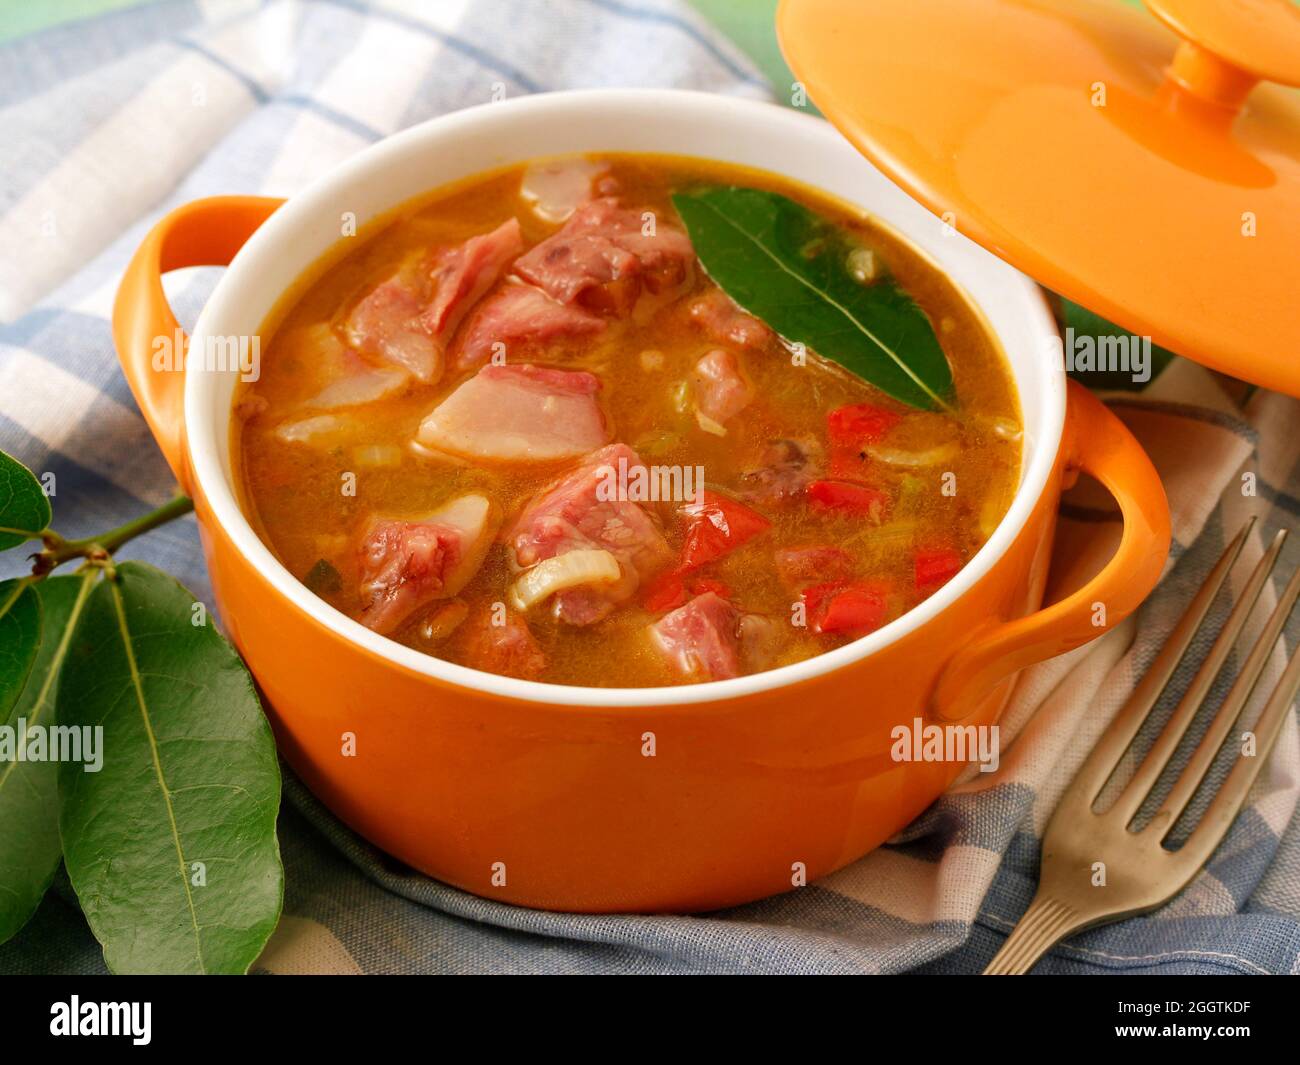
[933,380,1170,720]
[112,196,284,491]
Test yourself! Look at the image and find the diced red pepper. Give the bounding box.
[678,490,772,571]
[800,581,843,622]
[827,403,902,449]
[819,586,888,635]
[915,547,964,590]
[642,572,687,613]
[642,493,766,613]
[806,480,890,521]
[642,571,734,614]
[825,403,903,484]
[801,580,889,635]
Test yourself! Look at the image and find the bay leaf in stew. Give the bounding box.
[672,186,953,410]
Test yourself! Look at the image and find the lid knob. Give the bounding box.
[1145,0,1300,109]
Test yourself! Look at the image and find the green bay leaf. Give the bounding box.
[0,572,94,945]
[672,186,954,409]
[0,578,41,723]
[57,561,283,974]
[0,451,52,552]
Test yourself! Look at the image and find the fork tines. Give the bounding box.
[1075,518,1300,855]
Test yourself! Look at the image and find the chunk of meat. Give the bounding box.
[649,592,742,682]
[420,218,523,346]
[452,281,604,372]
[775,545,853,592]
[506,443,674,624]
[416,363,609,463]
[451,604,547,680]
[356,493,501,635]
[736,437,822,506]
[691,348,753,430]
[688,289,776,350]
[513,197,694,316]
[344,275,440,383]
[606,202,695,294]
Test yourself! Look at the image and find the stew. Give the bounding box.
[232,154,1021,687]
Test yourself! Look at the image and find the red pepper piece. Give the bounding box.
[914,547,964,590]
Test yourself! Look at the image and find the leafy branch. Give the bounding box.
[31,495,194,577]
[0,449,282,974]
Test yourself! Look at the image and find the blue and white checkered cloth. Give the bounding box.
[2,0,1298,975]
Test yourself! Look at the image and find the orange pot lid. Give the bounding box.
[777,0,1300,396]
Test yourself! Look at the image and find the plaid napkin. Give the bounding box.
[1,0,1297,976]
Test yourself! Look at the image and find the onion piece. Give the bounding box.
[509,549,622,611]
[865,439,958,467]
[416,598,469,646]
[846,246,878,284]
[309,368,408,410]
[695,410,727,436]
[989,416,1023,443]
[352,444,402,467]
[519,158,607,223]
[275,414,349,445]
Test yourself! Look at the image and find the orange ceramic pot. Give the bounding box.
[113,91,1170,913]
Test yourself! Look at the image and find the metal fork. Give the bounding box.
[985,518,1300,975]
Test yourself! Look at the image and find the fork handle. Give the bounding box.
[983,894,1087,975]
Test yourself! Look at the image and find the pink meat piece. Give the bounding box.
[649,592,742,681]
[421,218,523,346]
[417,363,609,463]
[506,443,674,624]
[344,275,440,383]
[345,221,525,384]
[355,495,497,635]
[737,438,823,506]
[452,282,604,372]
[689,289,776,350]
[691,348,753,425]
[453,605,547,680]
[513,197,694,316]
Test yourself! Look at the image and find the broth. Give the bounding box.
[233,154,1021,687]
